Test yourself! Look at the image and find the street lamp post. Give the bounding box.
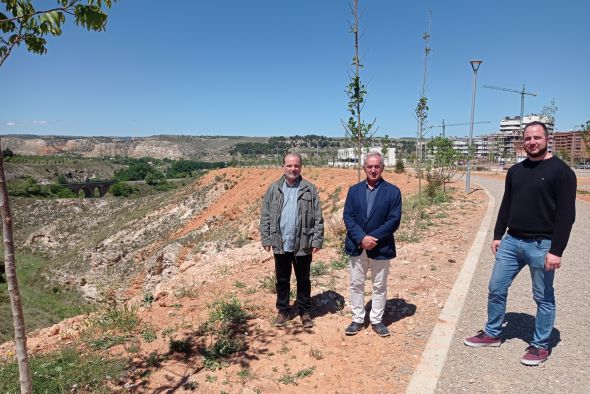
[466,60,482,193]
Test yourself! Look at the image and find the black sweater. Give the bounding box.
[493,156,577,257]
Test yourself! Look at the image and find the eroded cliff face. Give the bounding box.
[1,135,265,161]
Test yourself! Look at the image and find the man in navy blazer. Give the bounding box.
[343,152,402,337]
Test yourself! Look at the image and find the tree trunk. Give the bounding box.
[353,0,361,182]
[0,140,33,393]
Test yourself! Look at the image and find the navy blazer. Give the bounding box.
[343,179,402,260]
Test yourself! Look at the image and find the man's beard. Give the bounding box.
[526,145,548,158]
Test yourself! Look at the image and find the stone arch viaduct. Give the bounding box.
[63,180,117,198]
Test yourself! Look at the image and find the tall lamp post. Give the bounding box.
[466,60,482,193]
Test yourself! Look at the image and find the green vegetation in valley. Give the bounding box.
[7,177,78,198]
[0,250,90,343]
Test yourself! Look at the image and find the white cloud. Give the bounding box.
[6,122,17,127]
[33,120,47,124]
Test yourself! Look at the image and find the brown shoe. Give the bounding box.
[301,313,314,328]
[275,313,289,327]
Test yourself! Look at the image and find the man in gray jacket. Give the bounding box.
[260,153,324,328]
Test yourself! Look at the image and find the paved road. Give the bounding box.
[436,175,590,393]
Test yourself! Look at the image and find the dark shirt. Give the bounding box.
[493,156,576,256]
[365,179,382,216]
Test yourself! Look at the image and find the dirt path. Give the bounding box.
[436,174,590,394]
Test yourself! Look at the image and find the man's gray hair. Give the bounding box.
[283,152,303,165]
[363,152,384,168]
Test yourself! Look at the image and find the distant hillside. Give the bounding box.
[0,135,268,161]
[1,134,418,162]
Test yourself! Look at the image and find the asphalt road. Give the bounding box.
[436,174,590,393]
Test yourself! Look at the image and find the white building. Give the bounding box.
[332,146,396,167]
[500,115,554,135]
[492,114,554,162]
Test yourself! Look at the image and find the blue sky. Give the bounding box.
[1,0,589,138]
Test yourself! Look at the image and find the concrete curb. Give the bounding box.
[405,186,495,394]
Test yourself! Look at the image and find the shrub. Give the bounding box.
[425,172,443,201]
[48,183,77,198]
[91,305,139,332]
[330,254,348,270]
[311,261,329,276]
[2,147,14,158]
[209,298,250,325]
[394,158,405,173]
[259,274,277,294]
[110,181,135,197]
[8,177,49,197]
[169,338,192,354]
[57,174,68,184]
[146,351,161,368]
[202,298,251,369]
[145,171,166,186]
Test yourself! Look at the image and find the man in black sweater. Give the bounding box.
[464,121,577,366]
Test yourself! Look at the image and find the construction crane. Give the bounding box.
[484,84,537,130]
[427,119,491,137]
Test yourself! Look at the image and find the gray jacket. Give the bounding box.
[260,176,324,256]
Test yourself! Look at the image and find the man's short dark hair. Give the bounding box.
[283,152,302,165]
[524,121,549,138]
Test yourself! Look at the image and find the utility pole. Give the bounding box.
[317,140,320,167]
[466,60,482,193]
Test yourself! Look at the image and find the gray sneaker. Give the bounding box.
[371,323,390,337]
[345,321,364,336]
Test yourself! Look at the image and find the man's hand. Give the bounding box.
[312,247,321,254]
[545,252,561,271]
[491,240,501,255]
[361,235,378,251]
[263,246,271,252]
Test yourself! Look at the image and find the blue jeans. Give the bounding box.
[485,234,555,349]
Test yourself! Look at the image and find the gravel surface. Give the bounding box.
[436,175,590,394]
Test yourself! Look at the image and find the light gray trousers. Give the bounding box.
[349,250,390,324]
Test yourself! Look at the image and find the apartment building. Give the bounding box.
[552,131,589,162]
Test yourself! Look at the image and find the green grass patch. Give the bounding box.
[141,325,157,342]
[0,347,126,393]
[0,251,91,343]
[258,273,277,294]
[88,334,130,350]
[90,305,139,332]
[311,261,329,277]
[330,254,348,270]
[279,366,316,385]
